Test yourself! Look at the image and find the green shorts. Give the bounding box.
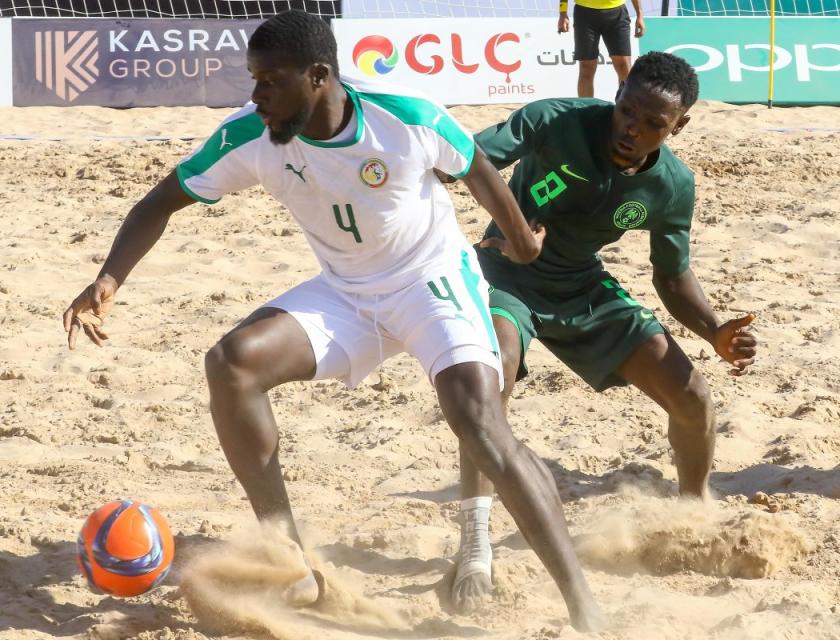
[489,272,665,392]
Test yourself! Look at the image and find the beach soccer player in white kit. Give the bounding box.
[63,11,606,631]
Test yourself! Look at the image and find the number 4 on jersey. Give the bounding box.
[332,204,362,243]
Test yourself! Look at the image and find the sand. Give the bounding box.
[0,99,838,640]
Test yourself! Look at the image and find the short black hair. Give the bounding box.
[249,10,339,74]
[627,51,699,110]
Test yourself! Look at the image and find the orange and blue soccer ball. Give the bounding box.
[76,500,175,597]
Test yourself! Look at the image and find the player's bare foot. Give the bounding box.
[569,599,609,633]
[284,568,324,607]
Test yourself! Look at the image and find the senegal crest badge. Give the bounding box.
[359,158,388,188]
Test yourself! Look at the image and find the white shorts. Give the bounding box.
[263,248,502,389]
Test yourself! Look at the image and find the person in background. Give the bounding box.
[559,0,646,97]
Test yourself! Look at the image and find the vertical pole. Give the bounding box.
[768,0,776,108]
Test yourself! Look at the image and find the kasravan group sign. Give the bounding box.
[12,18,262,107]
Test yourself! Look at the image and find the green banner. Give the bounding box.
[677,0,840,16]
[641,18,840,104]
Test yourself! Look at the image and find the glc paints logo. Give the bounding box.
[403,32,520,79]
[351,32,522,82]
[352,36,398,76]
[35,31,99,101]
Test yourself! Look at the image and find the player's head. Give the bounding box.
[609,51,699,169]
[247,10,339,145]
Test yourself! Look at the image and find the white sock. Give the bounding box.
[456,497,493,579]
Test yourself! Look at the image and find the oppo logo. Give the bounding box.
[667,43,840,82]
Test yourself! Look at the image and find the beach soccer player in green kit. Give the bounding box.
[448,52,758,612]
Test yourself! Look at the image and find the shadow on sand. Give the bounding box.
[0,533,211,637]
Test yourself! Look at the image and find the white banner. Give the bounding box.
[333,17,640,105]
[0,19,11,107]
[342,1,672,18]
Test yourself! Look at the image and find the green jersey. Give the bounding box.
[476,98,695,295]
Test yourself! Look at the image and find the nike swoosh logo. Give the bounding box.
[560,164,588,181]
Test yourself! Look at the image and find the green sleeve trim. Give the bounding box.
[357,90,475,170]
[176,110,264,202]
[452,146,475,179]
[175,165,219,204]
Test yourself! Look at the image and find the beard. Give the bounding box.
[267,106,312,145]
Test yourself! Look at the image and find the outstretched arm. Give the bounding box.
[653,266,757,375]
[98,171,195,287]
[63,171,195,349]
[461,151,544,264]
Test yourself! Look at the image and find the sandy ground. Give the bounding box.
[0,100,838,640]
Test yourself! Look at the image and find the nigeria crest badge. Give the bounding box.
[613,201,648,229]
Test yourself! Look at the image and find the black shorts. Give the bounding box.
[573,4,631,60]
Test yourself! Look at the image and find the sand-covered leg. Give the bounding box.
[452,497,493,613]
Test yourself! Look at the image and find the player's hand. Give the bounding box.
[558,13,570,33]
[635,16,646,38]
[480,219,545,264]
[713,313,756,376]
[63,274,118,350]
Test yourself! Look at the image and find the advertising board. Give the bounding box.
[0,19,11,107]
[333,17,633,104]
[642,17,840,104]
[12,18,262,107]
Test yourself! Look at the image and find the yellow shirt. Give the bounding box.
[560,0,626,11]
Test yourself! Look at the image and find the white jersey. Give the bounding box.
[176,75,476,295]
